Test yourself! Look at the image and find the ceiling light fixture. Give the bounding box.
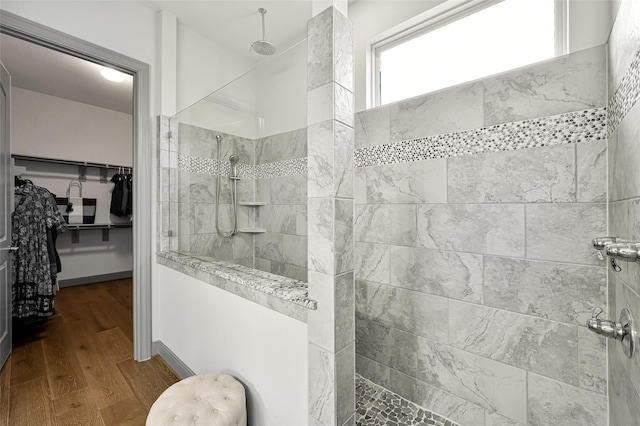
[100,67,126,82]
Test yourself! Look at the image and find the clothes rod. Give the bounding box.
[12,154,132,183]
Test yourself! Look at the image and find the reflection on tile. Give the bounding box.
[449,300,578,385]
[526,203,606,266]
[448,145,576,203]
[363,282,448,342]
[416,337,527,423]
[527,372,607,426]
[390,82,483,141]
[484,45,606,125]
[577,139,607,202]
[389,247,482,303]
[417,204,525,256]
[364,159,446,204]
[355,204,417,246]
[484,257,606,325]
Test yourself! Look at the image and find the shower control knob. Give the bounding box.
[587,307,637,358]
[606,242,640,263]
[592,237,624,260]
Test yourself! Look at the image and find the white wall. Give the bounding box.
[156,266,308,426]
[12,88,133,166]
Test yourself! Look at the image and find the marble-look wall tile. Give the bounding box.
[308,120,354,199]
[608,335,640,426]
[484,257,606,325]
[355,279,367,318]
[626,198,640,293]
[258,204,297,234]
[416,337,527,423]
[309,343,336,425]
[308,120,334,197]
[577,139,607,202]
[484,45,606,126]
[614,278,640,397]
[271,262,308,283]
[390,82,484,142]
[363,282,448,343]
[355,316,417,377]
[607,0,640,94]
[527,372,607,426]
[356,355,390,389]
[387,369,486,426]
[364,159,446,204]
[193,203,216,234]
[417,204,525,256]
[354,167,366,205]
[333,8,353,91]
[180,172,216,204]
[355,106,390,149]
[448,145,576,203]
[178,122,216,158]
[485,411,524,426]
[577,326,607,395]
[297,204,308,236]
[336,343,355,426]
[256,178,270,204]
[355,242,389,284]
[334,199,353,275]
[309,271,354,353]
[255,128,307,164]
[309,83,354,127]
[389,247,482,303]
[525,203,606,266]
[355,204,417,246]
[284,234,308,267]
[449,300,578,385]
[190,234,233,260]
[271,175,307,204]
[308,8,337,90]
[254,233,284,262]
[233,233,253,260]
[309,198,335,274]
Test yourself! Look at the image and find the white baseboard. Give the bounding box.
[152,340,195,379]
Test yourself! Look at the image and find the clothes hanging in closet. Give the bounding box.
[12,179,67,319]
[110,170,132,217]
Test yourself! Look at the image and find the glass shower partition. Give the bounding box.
[170,39,309,283]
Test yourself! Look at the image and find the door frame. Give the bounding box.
[0,11,153,361]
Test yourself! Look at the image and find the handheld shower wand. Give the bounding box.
[215,135,239,237]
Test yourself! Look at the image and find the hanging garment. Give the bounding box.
[110,172,124,216]
[12,181,67,318]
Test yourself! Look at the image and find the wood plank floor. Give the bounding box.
[0,279,180,426]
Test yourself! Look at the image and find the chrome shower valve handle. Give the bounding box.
[592,237,624,261]
[587,307,637,358]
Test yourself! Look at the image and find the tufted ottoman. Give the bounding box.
[146,373,247,426]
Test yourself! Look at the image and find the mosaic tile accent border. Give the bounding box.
[356,375,459,426]
[608,46,640,133]
[178,154,307,179]
[355,107,607,168]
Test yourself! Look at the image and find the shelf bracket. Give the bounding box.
[78,164,87,182]
[100,167,108,184]
[71,228,80,244]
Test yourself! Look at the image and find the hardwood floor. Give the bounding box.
[0,279,180,426]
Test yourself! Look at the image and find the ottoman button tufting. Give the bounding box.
[146,373,247,426]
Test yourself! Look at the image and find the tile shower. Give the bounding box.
[156,1,640,424]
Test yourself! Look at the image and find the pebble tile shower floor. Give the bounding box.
[356,375,459,426]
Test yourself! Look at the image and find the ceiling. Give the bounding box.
[0,1,352,114]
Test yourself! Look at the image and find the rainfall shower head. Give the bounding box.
[250,8,276,55]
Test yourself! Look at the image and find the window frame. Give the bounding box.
[368,0,568,108]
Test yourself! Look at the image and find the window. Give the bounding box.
[373,0,564,106]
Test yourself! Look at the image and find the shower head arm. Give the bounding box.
[260,8,267,41]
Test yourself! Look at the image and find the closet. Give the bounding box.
[1,34,134,326]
